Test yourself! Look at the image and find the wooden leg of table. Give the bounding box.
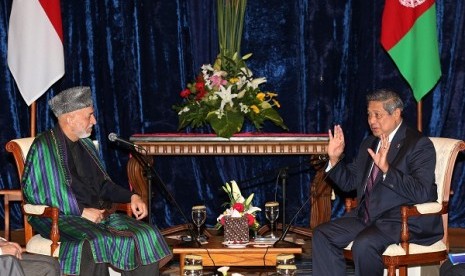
[4,195,10,241]
[179,253,185,276]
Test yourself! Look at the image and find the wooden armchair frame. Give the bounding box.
[4,137,132,256]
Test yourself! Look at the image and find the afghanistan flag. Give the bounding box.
[381,0,441,102]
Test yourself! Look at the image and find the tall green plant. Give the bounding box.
[217,0,247,62]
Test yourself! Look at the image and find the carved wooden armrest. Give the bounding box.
[23,204,60,255]
[400,202,445,254]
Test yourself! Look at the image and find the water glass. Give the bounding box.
[183,265,203,276]
[184,254,203,266]
[191,205,207,241]
[276,264,297,275]
[265,201,279,238]
[276,253,295,265]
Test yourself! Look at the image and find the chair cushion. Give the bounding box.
[26,234,60,257]
[414,202,443,214]
[344,240,446,256]
[23,204,48,215]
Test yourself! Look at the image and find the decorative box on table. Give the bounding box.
[224,216,249,243]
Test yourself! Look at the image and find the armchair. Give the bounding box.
[5,137,132,257]
[343,137,465,276]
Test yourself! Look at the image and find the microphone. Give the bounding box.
[108,133,201,247]
[273,153,345,248]
[108,133,142,151]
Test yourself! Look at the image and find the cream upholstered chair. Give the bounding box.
[343,137,465,276]
[5,137,132,257]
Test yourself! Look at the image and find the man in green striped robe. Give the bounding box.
[21,86,172,275]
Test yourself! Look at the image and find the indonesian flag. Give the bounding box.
[7,0,65,106]
[381,0,441,102]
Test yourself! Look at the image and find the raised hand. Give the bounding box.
[328,125,345,166]
[367,133,390,173]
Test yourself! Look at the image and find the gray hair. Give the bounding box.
[366,89,404,114]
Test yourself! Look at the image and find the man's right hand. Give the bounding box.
[81,208,106,223]
[0,241,23,259]
[328,125,345,166]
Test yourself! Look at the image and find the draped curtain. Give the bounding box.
[1,0,464,230]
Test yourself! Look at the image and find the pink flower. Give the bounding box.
[210,75,227,88]
[232,203,244,212]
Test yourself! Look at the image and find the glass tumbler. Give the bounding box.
[276,253,295,265]
[276,264,297,276]
[183,265,203,276]
[184,254,203,266]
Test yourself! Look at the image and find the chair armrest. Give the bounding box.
[400,202,446,254]
[23,204,60,255]
[413,202,443,215]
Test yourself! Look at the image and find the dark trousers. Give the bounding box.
[80,241,159,276]
[0,254,61,276]
[312,217,395,276]
[440,259,465,276]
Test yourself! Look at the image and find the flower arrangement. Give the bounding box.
[174,54,288,138]
[173,0,287,138]
[216,180,261,230]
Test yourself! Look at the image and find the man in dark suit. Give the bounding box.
[312,89,443,276]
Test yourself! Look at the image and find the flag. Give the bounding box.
[7,0,65,106]
[381,0,441,102]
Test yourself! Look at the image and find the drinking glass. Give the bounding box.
[184,254,203,266]
[276,264,297,275]
[276,254,295,265]
[265,201,279,238]
[191,205,207,241]
[183,265,203,276]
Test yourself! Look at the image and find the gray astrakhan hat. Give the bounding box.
[49,86,93,117]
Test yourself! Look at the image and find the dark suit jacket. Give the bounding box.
[328,122,443,244]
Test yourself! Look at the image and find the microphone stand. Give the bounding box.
[129,149,155,225]
[280,167,288,234]
[130,149,201,248]
[273,155,344,248]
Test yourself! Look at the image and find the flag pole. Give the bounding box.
[30,102,36,137]
[417,101,423,132]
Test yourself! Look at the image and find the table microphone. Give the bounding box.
[273,153,345,248]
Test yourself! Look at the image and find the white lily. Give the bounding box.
[217,266,230,276]
[230,180,245,203]
[215,85,237,111]
[230,209,242,217]
[248,77,267,89]
[244,193,254,206]
[246,206,262,214]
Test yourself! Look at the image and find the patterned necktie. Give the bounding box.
[363,163,380,223]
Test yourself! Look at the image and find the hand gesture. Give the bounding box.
[0,241,23,259]
[130,194,147,220]
[328,125,345,166]
[367,134,390,173]
[81,208,106,223]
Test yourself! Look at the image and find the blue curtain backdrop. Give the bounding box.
[1,0,465,231]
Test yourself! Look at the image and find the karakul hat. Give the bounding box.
[49,86,93,117]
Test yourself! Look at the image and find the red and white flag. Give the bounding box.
[7,0,65,106]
